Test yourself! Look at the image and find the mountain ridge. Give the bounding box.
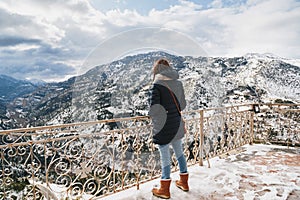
[0,51,299,129]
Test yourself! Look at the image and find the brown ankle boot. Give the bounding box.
[175,173,189,191]
[152,179,171,199]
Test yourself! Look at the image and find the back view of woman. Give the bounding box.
[149,58,189,199]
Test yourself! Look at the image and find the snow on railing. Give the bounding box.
[0,103,299,199]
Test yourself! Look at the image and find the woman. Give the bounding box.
[149,58,189,199]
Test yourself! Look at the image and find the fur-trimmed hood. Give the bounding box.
[154,68,179,83]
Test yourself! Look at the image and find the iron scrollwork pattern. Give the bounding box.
[1,104,299,199]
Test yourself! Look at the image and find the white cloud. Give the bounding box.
[148,0,300,58]
[0,0,299,82]
[104,9,145,26]
[0,0,107,81]
[219,0,300,58]
[0,0,107,47]
[146,0,300,58]
[210,0,223,8]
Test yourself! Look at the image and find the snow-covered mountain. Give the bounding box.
[0,74,38,102]
[1,51,299,129]
[0,75,39,129]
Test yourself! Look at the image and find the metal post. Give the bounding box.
[199,110,204,166]
[250,112,254,145]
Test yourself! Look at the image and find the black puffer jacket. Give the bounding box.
[149,69,186,145]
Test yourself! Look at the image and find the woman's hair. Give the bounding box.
[152,58,171,80]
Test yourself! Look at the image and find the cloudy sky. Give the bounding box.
[0,0,299,82]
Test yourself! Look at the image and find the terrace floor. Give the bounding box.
[100,144,300,200]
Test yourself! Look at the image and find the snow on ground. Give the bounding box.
[100,144,300,200]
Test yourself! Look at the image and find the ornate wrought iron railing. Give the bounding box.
[0,103,299,199]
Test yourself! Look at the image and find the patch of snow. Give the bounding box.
[100,144,300,200]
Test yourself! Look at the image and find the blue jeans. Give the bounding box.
[158,139,188,179]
